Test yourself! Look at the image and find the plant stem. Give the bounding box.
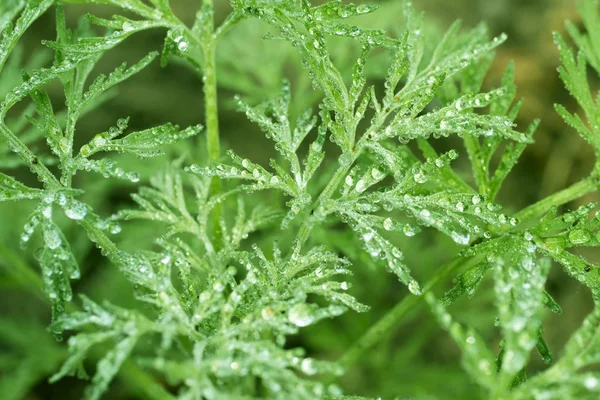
[339,175,600,370]
[338,254,479,369]
[514,175,599,223]
[295,161,354,248]
[112,360,176,400]
[201,0,222,243]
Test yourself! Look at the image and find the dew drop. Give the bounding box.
[569,229,591,245]
[338,153,352,166]
[288,303,314,327]
[177,41,189,52]
[128,172,140,183]
[451,231,470,245]
[261,306,275,320]
[371,168,385,180]
[122,21,134,32]
[413,170,427,183]
[301,358,317,375]
[44,228,62,250]
[64,201,87,220]
[42,205,52,219]
[403,224,416,237]
[584,376,598,389]
[408,280,423,295]
[383,217,393,231]
[355,180,367,193]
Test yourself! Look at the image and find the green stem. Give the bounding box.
[338,255,478,369]
[0,123,59,188]
[514,175,599,223]
[201,0,222,243]
[339,174,600,370]
[111,360,175,400]
[295,161,355,248]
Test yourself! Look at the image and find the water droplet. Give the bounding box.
[403,224,416,237]
[584,376,599,389]
[42,205,52,219]
[355,180,367,193]
[451,231,470,245]
[408,280,423,295]
[345,175,354,186]
[371,168,385,180]
[288,304,314,327]
[456,202,465,212]
[383,217,393,231]
[246,270,257,284]
[261,306,275,320]
[230,291,241,303]
[270,176,279,184]
[522,257,534,271]
[569,229,591,245]
[122,21,134,32]
[92,134,106,147]
[64,201,87,220]
[392,247,403,258]
[44,227,62,250]
[301,358,317,375]
[471,195,482,205]
[109,223,121,234]
[338,153,353,166]
[43,192,56,203]
[466,336,476,344]
[177,41,189,52]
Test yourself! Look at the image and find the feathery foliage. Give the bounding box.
[1,0,600,399]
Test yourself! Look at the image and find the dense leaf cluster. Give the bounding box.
[1,0,600,399]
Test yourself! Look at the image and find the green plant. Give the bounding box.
[1,0,600,399]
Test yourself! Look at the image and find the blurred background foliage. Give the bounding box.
[0,0,599,399]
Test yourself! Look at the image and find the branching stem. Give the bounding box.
[201,0,223,244]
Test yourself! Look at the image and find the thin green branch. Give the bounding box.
[514,175,600,223]
[200,0,223,244]
[338,254,479,370]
